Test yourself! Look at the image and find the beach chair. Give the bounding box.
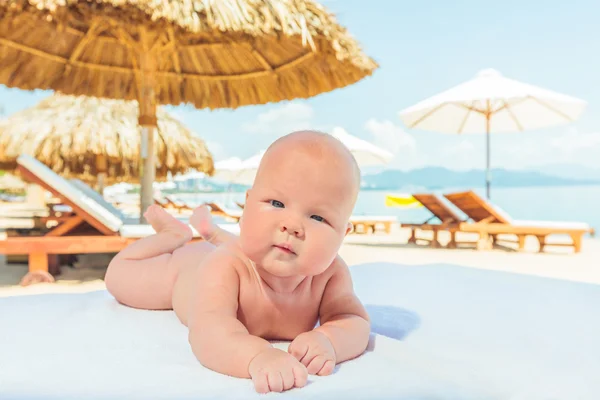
[0,155,239,285]
[400,193,465,248]
[444,190,595,253]
[204,202,243,222]
[163,195,193,212]
[349,215,397,234]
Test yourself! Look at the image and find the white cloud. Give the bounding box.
[364,119,416,154]
[438,139,485,170]
[241,103,314,135]
[364,119,422,170]
[442,139,475,157]
[205,140,226,161]
[549,128,600,159]
[498,128,600,169]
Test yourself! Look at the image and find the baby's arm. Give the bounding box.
[187,248,269,377]
[314,258,370,363]
[187,247,307,392]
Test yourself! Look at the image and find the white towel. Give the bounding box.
[1,263,599,399]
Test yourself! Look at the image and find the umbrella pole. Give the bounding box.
[96,155,107,196]
[485,112,491,199]
[137,38,158,224]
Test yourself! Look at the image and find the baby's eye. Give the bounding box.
[311,215,325,222]
[270,200,284,208]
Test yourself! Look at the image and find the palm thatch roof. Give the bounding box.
[0,0,377,109]
[0,94,215,185]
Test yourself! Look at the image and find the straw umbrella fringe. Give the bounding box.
[0,94,215,186]
[0,0,376,222]
[0,0,377,108]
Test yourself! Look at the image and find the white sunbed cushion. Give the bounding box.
[488,203,514,223]
[0,263,598,399]
[484,201,589,230]
[511,219,591,230]
[17,155,123,232]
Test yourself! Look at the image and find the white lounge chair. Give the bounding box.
[0,155,239,285]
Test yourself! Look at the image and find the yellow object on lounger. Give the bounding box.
[385,194,423,208]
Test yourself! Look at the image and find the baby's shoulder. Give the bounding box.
[208,242,246,264]
[313,254,349,283]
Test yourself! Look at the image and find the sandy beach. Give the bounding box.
[2,226,598,299]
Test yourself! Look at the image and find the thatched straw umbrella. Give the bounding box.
[0,0,377,222]
[0,94,215,192]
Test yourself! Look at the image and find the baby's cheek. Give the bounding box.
[306,233,341,270]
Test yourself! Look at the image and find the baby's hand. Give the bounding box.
[248,348,308,393]
[288,331,336,376]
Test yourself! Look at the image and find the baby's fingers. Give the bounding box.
[281,367,296,391]
[306,355,333,375]
[293,364,308,388]
[288,340,309,363]
[267,371,284,393]
[252,373,270,394]
[317,359,335,376]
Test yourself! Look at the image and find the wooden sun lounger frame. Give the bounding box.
[444,191,595,253]
[350,218,394,234]
[163,195,193,212]
[204,202,242,222]
[400,193,465,248]
[0,165,204,286]
[0,164,144,285]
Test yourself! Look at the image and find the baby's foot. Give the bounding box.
[144,205,193,242]
[190,205,218,242]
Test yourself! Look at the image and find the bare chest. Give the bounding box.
[237,281,323,341]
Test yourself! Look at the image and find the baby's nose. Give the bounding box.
[281,220,304,237]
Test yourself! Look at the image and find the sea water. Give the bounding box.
[176,185,600,233]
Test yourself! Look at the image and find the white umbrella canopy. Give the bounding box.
[212,154,264,186]
[331,127,393,166]
[399,68,587,197]
[213,129,391,187]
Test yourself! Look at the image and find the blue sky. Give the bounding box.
[1,0,599,173]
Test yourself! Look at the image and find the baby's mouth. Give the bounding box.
[274,244,296,255]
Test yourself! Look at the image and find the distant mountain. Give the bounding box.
[530,164,600,181]
[361,167,600,190]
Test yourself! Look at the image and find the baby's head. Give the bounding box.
[239,130,360,278]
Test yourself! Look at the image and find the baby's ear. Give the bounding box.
[345,222,354,236]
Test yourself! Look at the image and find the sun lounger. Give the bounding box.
[400,193,465,248]
[0,155,239,285]
[444,190,595,252]
[349,215,396,234]
[204,202,244,222]
[163,195,194,212]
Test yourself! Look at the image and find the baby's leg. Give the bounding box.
[191,205,239,246]
[105,205,193,310]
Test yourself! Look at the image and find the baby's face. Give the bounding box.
[239,144,357,278]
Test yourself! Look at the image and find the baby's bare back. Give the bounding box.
[171,241,330,340]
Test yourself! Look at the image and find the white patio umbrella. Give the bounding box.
[213,152,265,186]
[399,68,587,198]
[331,127,393,167]
[214,130,391,187]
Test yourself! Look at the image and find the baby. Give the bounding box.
[105,130,370,393]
